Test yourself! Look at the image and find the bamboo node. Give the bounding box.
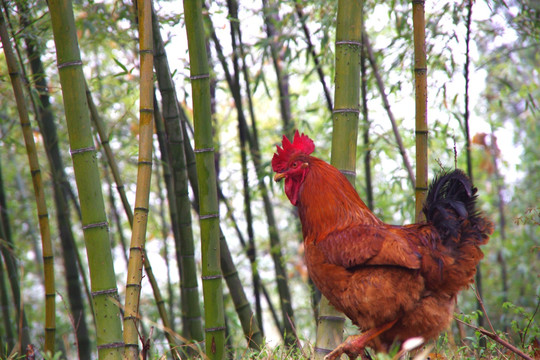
[314,347,332,355]
[70,145,96,155]
[96,342,125,350]
[202,274,223,280]
[194,147,215,153]
[164,114,181,121]
[205,326,226,332]
[139,49,153,54]
[57,60,83,69]
[333,108,360,114]
[140,108,154,113]
[235,302,250,311]
[91,288,118,296]
[190,73,210,80]
[339,169,357,177]
[199,212,219,220]
[82,221,109,230]
[38,213,49,219]
[335,40,362,46]
[318,315,346,322]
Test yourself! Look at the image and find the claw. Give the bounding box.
[324,319,398,360]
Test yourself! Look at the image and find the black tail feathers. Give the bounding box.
[423,169,486,245]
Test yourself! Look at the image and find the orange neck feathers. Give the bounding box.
[297,157,381,242]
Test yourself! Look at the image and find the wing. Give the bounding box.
[315,225,422,270]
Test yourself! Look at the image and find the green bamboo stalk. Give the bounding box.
[316,0,363,357]
[0,10,56,354]
[47,0,124,358]
[151,7,204,343]
[413,0,428,222]
[123,0,154,356]
[184,0,225,358]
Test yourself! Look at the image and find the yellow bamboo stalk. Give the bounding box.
[123,0,154,357]
[413,0,428,221]
[0,10,56,355]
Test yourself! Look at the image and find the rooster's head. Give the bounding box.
[272,130,315,205]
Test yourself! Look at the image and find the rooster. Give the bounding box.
[272,131,492,359]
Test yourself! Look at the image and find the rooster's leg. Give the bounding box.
[324,319,397,360]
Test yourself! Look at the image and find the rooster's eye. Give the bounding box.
[291,161,299,168]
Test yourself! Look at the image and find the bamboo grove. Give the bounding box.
[0,0,538,359]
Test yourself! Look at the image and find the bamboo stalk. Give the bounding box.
[184,0,226,358]
[151,7,204,343]
[46,0,124,358]
[317,0,364,357]
[413,0,428,221]
[0,10,56,355]
[123,0,154,356]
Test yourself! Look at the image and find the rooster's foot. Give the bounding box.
[324,319,398,360]
[323,334,369,360]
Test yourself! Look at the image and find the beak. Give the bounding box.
[274,172,286,182]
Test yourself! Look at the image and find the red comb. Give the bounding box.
[272,130,315,172]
